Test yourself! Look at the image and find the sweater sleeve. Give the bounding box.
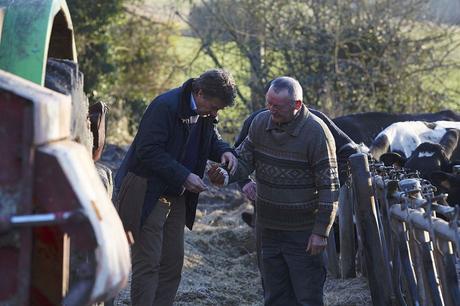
[308,122,340,237]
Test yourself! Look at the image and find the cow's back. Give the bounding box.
[332,110,460,146]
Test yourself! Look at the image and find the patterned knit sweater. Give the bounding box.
[233,105,339,236]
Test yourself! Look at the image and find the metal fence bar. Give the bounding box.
[340,156,460,305]
[390,202,460,306]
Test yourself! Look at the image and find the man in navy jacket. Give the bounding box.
[115,69,237,306]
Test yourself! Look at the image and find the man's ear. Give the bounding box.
[294,100,302,110]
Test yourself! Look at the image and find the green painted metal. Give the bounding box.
[0,0,76,85]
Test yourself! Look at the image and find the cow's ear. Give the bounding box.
[439,129,460,159]
[381,152,406,167]
[431,171,451,190]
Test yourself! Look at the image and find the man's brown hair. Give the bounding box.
[192,69,236,106]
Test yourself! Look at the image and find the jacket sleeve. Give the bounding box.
[234,110,263,148]
[311,109,358,185]
[229,121,257,184]
[307,123,340,237]
[135,101,190,190]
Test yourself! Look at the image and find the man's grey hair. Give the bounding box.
[269,76,303,103]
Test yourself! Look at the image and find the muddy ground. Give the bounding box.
[102,145,372,306]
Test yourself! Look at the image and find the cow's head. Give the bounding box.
[380,151,406,169]
[404,142,450,178]
[431,171,460,207]
[380,129,460,179]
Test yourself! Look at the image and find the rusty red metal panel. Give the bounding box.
[0,247,19,300]
[0,71,130,305]
[30,226,68,306]
[0,90,24,184]
[0,88,34,305]
[33,151,96,249]
[31,149,97,305]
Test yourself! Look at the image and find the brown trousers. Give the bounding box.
[115,172,147,241]
[130,195,186,306]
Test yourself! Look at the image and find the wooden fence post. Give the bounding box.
[338,184,356,278]
[326,230,340,278]
[349,153,393,305]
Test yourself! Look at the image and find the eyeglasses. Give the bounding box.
[265,101,293,111]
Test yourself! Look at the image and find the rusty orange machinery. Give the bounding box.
[0,70,130,305]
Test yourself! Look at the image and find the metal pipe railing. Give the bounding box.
[349,156,460,306]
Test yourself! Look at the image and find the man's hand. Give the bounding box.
[221,152,237,175]
[242,181,257,201]
[207,164,227,186]
[184,173,207,193]
[306,233,328,255]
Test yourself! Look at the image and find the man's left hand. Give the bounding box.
[221,152,237,175]
[306,233,328,255]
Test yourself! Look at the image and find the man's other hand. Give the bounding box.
[242,181,257,201]
[306,233,328,255]
[184,173,208,193]
[221,152,237,175]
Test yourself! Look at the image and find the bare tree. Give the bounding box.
[186,0,460,116]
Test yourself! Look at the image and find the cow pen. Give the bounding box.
[327,153,460,306]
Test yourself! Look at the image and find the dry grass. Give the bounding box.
[113,184,371,305]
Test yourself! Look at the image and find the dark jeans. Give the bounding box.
[260,228,327,306]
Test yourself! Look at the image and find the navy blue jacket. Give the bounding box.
[115,79,233,229]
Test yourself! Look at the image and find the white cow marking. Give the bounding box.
[373,121,460,159]
[418,151,435,158]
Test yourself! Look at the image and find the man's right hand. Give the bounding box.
[184,173,208,193]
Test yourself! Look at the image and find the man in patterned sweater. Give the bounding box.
[209,76,339,305]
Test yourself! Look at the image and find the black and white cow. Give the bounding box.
[370,121,460,160]
[332,110,460,146]
[370,121,460,179]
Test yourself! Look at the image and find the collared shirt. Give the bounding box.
[189,94,199,123]
[190,93,197,111]
[265,106,309,137]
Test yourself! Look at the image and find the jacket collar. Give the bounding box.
[266,104,309,136]
[179,78,196,120]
